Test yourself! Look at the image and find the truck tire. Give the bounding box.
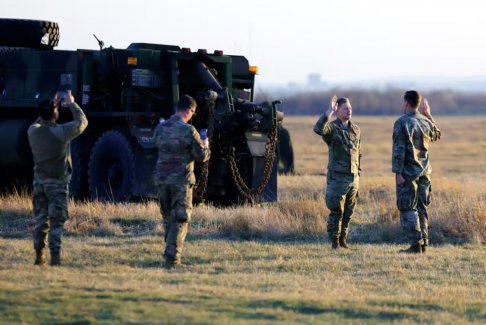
[277,125,295,175]
[0,18,60,49]
[88,130,136,202]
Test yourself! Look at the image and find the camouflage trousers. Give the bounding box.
[32,180,69,254]
[325,171,359,240]
[396,175,432,246]
[158,183,193,264]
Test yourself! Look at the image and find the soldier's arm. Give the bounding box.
[313,95,337,140]
[313,113,333,143]
[358,134,362,176]
[429,123,441,142]
[421,113,441,142]
[58,102,88,142]
[153,125,163,149]
[191,129,210,163]
[392,120,406,174]
[423,115,441,142]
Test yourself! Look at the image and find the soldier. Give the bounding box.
[27,90,88,266]
[314,95,361,249]
[154,95,210,267]
[393,90,441,254]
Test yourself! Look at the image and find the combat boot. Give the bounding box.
[164,253,181,269]
[399,245,422,254]
[34,249,46,266]
[331,238,340,250]
[339,233,350,249]
[50,250,61,266]
[421,244,427,254]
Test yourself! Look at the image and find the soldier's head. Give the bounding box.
[403,90,421,112]
[336,97,352,122]
[38,99,59,122]
[176,95,197,122]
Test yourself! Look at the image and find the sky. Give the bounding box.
[3,0,486,86]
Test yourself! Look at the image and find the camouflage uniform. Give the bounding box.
[314,114,361,242]
[154,115,210,265]
[27,102,88,261]
[392,112,441,247]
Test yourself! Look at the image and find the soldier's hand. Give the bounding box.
[326,95,338,116]
[420,98,436,122]
[396,173,406,186]
[420,98,431,116]
[53,91,61,107]
[64,90,75,105]
[201,138,209,147]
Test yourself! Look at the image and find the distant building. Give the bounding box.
[307,73,322,87]
[307,73,329,91]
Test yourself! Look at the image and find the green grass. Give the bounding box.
[1,237,485,324]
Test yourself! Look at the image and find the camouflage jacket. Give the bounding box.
[313,114,361,175]
[154,115,210,185]
[27,102,88,183]
[392,112,441,179]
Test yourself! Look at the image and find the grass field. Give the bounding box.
[1,116,485,324]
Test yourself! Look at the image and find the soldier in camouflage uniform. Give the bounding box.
[154,95,210,267]
[314,95,361,249]
[393,90,441,254]
[27,90,88,266]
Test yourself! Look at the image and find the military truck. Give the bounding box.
[0,18,293,203]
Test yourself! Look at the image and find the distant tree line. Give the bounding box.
[257,89,486,115]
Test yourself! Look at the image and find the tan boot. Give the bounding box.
[339,233,350,249]
[331,237,340,250]
[164,253,181,269]
[34,249,46,266]
[421,244,427,254]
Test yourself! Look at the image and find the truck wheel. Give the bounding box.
[0,19,60,49]
[277,125,295,175]
[88,130,136,202]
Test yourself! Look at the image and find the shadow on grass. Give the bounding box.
[247,299,422,322]
[0,209,33,239]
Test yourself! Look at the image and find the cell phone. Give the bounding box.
[200,129,207,140]
[58,85,71,107]
[58,91,68,107]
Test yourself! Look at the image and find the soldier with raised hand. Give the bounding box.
[154,95,210,268]
[27,90,88,266]
[314,95,361,249]
[393,91,441,254]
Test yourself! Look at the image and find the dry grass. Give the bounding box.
[2,175,483,244]
[0,116,485,323]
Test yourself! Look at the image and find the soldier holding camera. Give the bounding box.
[27,90,88,266]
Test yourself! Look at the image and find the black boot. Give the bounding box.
[50,250,61,266]
[331,237,339,250]
[339,233,350,249]
[34,249,46,266]
[399,245,422,254]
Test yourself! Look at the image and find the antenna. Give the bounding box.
[93,34,104,51]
